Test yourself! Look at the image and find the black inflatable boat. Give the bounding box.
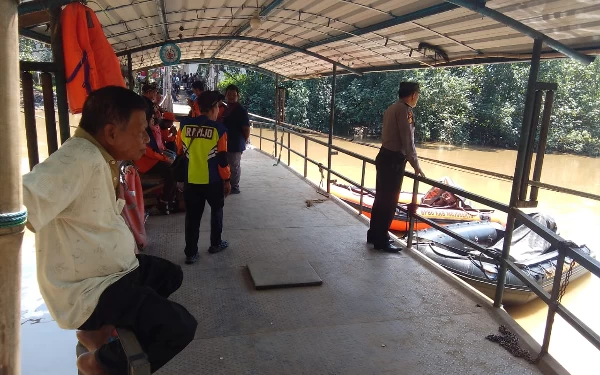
[413,214,594,305]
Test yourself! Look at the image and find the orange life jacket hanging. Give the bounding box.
[61,2,125,114]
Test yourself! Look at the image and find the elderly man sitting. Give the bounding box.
[22,86,197,375]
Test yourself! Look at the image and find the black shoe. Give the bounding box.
[230,188,241,194]
[367,237,394,245]
[185,252,199,264]
[374,244,401,253]
[208,240,229,254]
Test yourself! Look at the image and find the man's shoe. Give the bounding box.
[230,188,241,194]
[374,244,401,253]
[367,237,394,245]
[208,240,229,254]
[185,252,200,264]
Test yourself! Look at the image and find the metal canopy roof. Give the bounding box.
[19,0,600,79]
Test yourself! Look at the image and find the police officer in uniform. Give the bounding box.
[367,82,425,252]
[178,91,231,264]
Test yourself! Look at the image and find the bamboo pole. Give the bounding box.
[0,0,25,374]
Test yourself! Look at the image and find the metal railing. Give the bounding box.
[248,113,600,361]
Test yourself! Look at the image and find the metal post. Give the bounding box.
[539,247,567,357]
[22,72,39,170]
[287,131,291,166]
[41,72,59,155]
[127,52,134,90]
[326,64,337,194]
[50,6,70,143]
[530,90,555,201]
[494,38,543,308]
[304,137,308,178]
[259,124,262,151]
[407,178,420,248]
[519,89,543,201]
[359,160,366,215]
[0,0,24,373]
[274,74,279,159]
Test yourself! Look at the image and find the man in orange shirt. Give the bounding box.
[188,81,205,117]
[134,108,176,213]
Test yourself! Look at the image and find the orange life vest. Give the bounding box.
[61,3,125,114]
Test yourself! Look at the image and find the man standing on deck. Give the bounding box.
[223,84,250,194]
[367,82,425,252]
[179,91,232,264]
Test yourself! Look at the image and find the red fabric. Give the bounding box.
[119,165,147,251]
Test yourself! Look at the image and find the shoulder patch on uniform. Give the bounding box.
[185,126,215,139]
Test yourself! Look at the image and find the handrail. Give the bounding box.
[249,115,600,362]
[249,113,600,203]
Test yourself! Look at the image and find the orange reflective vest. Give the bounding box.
[61,3,125,114]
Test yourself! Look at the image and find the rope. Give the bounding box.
[0,210,28,229]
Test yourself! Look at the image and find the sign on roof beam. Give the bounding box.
[446,0,595,65]
[256,2,458,67]
[210,0,286,61]
[118,36,362,75]
[18,0,77,15]
[154,0,169,41]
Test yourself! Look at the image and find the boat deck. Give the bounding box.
[141,149,544,374]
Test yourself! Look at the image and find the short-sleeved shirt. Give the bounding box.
[22,128,138,329]
[381,100,419,169]
[223,103,250,153]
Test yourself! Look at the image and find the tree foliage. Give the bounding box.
[224,58,600,157]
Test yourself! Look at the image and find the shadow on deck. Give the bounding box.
[145,149,542,375]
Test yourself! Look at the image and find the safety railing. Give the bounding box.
[248,113,600,362]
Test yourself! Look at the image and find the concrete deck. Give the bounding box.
[144,149,544,375]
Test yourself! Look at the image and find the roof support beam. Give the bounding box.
[154,0,169,41]
[446,0,595,65]
[256,3,458,67]
[136,58,295,80]
[19,10,51,28]
[118,36,362,75]
[210,0,285,60]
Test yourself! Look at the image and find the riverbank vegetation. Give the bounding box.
[219,58,600,157]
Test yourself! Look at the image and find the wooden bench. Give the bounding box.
[76,328,150,375]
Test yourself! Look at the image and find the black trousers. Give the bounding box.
[367,148,406,248]
[78,254,197,374]
[184,183,224,256]
[147,161,176,202]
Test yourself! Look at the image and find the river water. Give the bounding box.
[252,127,599,375]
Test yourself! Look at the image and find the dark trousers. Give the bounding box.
[78,254,197,374]
[184,183,224,256]
[147,161,176,202]
[367,148,406,248]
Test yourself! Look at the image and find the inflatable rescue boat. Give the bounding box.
[330,179,498,232]
[413,213,594,305]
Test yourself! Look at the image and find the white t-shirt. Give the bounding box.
[22,129,139,329]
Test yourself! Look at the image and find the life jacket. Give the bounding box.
[61,3,125,114]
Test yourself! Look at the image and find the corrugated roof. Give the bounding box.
[19,0,600,78]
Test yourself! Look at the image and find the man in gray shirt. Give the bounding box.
[367,82,425,252]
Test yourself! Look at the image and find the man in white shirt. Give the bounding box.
[367,82,425,252]
[23,86,197,375]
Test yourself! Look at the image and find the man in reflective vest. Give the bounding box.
[178,91,231,264]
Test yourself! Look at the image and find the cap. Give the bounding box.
[163,112,176,121]
[197,91,225,111]
[141,82,158,93]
